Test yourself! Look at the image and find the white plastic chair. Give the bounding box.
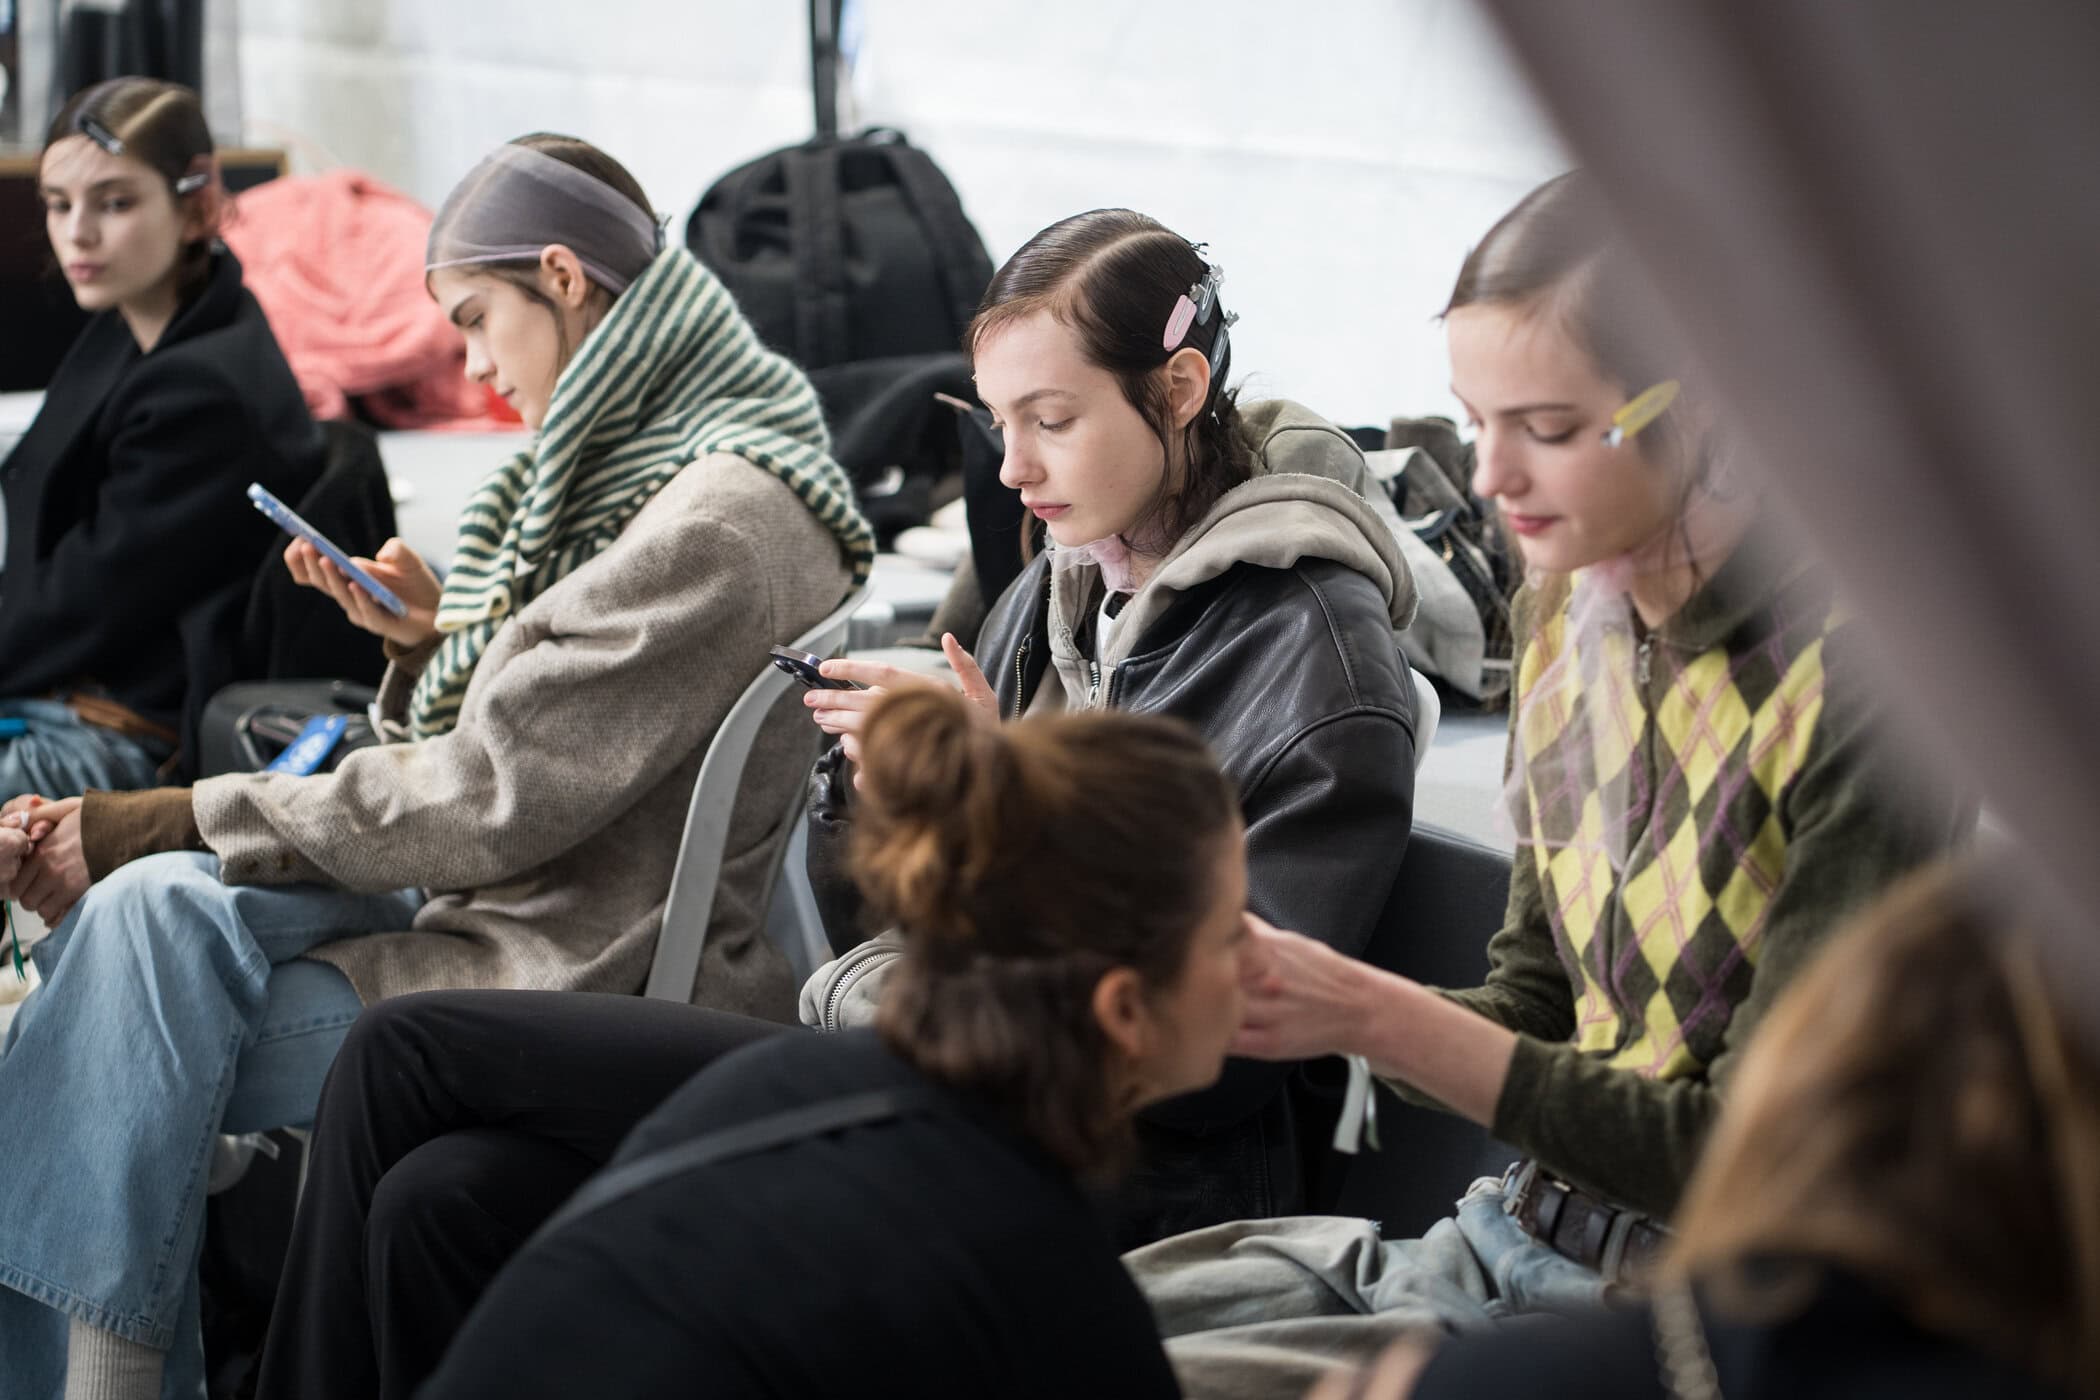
[644,585,869,1002]
[1409,666,1441,770]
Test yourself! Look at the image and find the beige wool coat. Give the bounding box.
[192,453,854,1021]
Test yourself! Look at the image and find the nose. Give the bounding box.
[997,434,1039,493]
[462,339,494,387]
[1469,424,1527,504]
[61,206,96,250]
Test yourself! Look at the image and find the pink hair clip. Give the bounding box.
[1163,294,1198,351]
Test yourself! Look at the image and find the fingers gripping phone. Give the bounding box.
[248,483,409,618]
[768,646,863,690]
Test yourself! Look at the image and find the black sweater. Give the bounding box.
[0,249,323,731]
[422,1030,1182,1399]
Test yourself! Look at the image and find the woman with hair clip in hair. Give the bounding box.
[0,134,871,1400]
[1332,858,2095,1399]
[0,77,324,796]
[1122,171,1972,1400]
[802,208,1422,1246]
[401,690,1250,1397]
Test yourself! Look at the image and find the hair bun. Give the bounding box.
[850,688,1029,948]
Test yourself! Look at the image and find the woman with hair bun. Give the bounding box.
[805,207,1423,1245]
[261,689,1250,1399]
[0,76,324,794]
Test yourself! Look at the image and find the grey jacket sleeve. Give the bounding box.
[194,500,782,894]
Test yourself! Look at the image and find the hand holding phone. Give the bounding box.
[249,484,409,618]
[769,646,865,690]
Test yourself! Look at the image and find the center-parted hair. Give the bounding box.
[968,209,1255,556]
[850,687,1239,1174]
[45,78,227,291]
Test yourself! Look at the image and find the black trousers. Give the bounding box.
[251,990,792,1400]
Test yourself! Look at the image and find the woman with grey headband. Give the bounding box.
[0,133,873,1400]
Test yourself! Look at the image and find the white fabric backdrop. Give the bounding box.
[231,0,1565,425]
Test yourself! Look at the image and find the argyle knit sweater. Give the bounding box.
[1424,538,1968,1219]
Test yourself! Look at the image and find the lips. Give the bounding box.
[1024,501,1070,521]
[65,263,104,281]
[1502,511,1558,537]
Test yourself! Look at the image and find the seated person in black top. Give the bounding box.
[1320,858,2093,1400]
[258,687,1253,1399]
[1,78,325,795]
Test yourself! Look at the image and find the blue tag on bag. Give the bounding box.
[266,714,351,775]
[0,719,28,739]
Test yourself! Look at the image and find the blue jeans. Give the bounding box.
[0,851,424,1400]
[1129,1175,1613,1400]
[0,698,170,799]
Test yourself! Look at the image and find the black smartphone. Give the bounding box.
[769,645,863,690]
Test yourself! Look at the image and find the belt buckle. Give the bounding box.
[1502,1160,1559,1242]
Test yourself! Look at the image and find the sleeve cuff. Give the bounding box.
[81,787,205,881]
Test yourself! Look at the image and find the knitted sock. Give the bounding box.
[64,1317,163,1400]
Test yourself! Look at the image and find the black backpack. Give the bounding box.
[684,2,994,370]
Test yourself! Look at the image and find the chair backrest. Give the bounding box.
[1294,823,1521,1235]
[644,584,869,1002]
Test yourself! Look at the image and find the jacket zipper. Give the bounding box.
[1087,660,1103,707]
[1637,635,1654,688]
[821,939,896,1033]
[1010,637,1031,720]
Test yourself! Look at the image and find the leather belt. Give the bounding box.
[1502,1160,1669,1286]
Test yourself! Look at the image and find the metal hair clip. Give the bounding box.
[76,114,125,156]
[1602,379,1681,447]
[174,170,210,195]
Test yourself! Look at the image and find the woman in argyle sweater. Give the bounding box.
[1126,172,1972,1400]
[0,135,872,1399]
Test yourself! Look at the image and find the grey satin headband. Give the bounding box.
[425,143,663,294]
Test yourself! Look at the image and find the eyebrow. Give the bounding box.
[985,387,1076,414]
[1450,388,1581,418]
[38,177,143,198]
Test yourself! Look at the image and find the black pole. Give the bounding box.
[810,0,839,141]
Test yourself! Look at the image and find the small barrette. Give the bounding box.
[1602,379,1681,447]
[1162,243,1227,351]
[76,115,125,156]
[174,171,210,195]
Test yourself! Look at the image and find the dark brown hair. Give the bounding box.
[851,687,1239,1175]
[475,132,654,364]
[968,209,1255,556]
[1668,860,2100,1393]
[44,77,225,292]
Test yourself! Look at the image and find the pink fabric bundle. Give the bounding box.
[222,169,522,431]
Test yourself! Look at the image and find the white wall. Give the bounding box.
[235,0,1566,425]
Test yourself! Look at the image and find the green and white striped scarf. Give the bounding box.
[409,248,875,738]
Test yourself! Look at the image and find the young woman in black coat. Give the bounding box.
[261,687,1253,1398]
[0,78,324,796]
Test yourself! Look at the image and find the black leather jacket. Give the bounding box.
[979,546,1418,1245]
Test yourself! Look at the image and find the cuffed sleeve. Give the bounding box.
[81,787,205,880]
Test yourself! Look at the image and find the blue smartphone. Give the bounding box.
[247,483,408,618]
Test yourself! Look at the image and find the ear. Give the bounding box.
[177,156,219,242]
[1091,966,1152,1067]
[538,244,594,310]
[1161,346,1213,432]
